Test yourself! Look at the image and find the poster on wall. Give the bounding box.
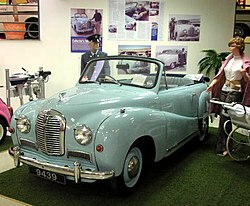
[0,0,39,40]
[108,0,163,41]
[71,8,103,53]
[156,45,187,72]
[117,45,151,74]
[168,14,201,42]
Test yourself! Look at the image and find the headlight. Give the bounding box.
[16,115,31,133]
[74,125,93,145]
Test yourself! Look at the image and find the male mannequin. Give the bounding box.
[80,34,107,75]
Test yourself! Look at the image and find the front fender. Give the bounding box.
[94,107,166,177]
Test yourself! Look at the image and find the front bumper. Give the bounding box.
[8,146,115,183]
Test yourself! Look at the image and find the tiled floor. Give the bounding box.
[0,194,31,206]
[0,150,15,173]
[0,117,219,206]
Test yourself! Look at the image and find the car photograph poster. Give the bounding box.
[108,0,164,41]
[118,45,151,74]
[169,14,201,41]
[71,8,103,52]
[156,45,188,72]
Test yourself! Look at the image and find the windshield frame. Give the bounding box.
[78,55,163,89]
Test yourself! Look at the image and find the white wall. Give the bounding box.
[0,0,236,109]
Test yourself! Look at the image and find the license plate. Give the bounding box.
[29,167,66,184]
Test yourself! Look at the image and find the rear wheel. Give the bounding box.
[0,118,7,145]
[197,116,209,143]
[111,146,143,195]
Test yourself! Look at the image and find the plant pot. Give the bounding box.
[3,22,26,40]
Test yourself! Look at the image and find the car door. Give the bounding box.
[157,77,199,150]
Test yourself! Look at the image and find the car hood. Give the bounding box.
[52,84,152,106]
[12,84,157,135]
[176,24,193,30]
[14,84,157,127]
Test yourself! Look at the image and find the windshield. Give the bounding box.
[177,20,191,24]
[79,57,160,88]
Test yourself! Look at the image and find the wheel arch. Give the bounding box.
[0,115,9,127]
[94,108,165,176]
[131,135,156,165]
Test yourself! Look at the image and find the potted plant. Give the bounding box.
[198,49,230,76]
[3,0,27,39]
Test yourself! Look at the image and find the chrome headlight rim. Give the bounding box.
[74,124,93,145]
[16,115,31,134]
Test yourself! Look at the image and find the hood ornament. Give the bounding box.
[59,92,66,101]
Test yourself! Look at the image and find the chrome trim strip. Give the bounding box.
[9,146,114,182]
[20,138,37,149]
[67,150,92,162]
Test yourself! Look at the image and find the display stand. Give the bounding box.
[5,67,51,107]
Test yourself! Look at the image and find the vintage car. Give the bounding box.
[71,13,94,34]
[9,56,210,194]
[125,2,138,17]
[0,97,12,144]
[108,25,117,33]
[156,49,186,70]
[0,0,39,39]
[174,19,199,41]
[125,15,136,30]
[125,1,149,21]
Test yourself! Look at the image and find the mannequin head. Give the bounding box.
[228,36,245,55]
[87,34,101,53]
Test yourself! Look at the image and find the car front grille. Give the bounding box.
[36,110,66,156]
[188,27,195,35]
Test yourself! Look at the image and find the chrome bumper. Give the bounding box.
[8,146,115,183]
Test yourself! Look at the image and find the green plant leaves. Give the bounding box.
[198,49,230,76]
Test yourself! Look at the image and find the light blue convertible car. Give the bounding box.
[9,55,210,194]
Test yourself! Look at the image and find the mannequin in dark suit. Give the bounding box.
[80,34,108,75]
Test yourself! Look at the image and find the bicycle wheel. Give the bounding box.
[226,126,250,161]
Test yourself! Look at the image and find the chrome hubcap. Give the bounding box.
[128,156,140,179]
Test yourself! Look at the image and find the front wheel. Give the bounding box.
[110,146,143,195]
[0,118,7,145]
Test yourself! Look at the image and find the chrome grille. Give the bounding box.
[188,27,195,35]
[36,110,66,155]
